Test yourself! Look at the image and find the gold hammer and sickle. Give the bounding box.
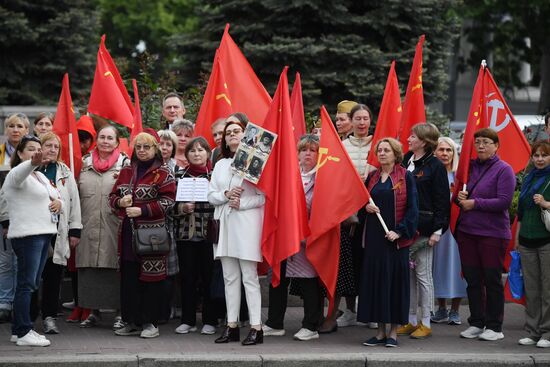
[316,147,340,170]
[215,93,232,106]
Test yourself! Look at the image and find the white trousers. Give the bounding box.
[220,257,262,326]
[409,244,434,318]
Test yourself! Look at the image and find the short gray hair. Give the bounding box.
[171,119,194,135]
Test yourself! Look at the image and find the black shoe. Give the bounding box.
[214,326,240,343]
[318,323,338,334]
[363,336,387,346]
[0,309,11,323]
[242,328,263,345]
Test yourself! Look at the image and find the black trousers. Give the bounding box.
[177,241,216,326]
[266,262,322,331]
[120,261,165,326]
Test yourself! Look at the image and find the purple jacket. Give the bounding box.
[458,155,516,240]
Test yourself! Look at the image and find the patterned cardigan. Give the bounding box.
[109,159,176,281]
[172,167,214,242]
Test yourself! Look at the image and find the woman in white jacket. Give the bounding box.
[4,135,61,347]
[32,133,82,335]
[208,118,265,346]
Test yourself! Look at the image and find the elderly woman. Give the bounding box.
[173,137,217,335]
[431,137,467,326]
[358,138,418,348]
[397,123,449,340]
[32,133,82,334]
[77,125,129,328]
[515,141,550,348]
[171,119,194,168]
[456,128,515,341]
[157,128,180,320]
[0,113,30,325]
[158,129,178,172]
[263,134,323,341]
[208,119,265,345]
[109,132,175,338]
[4,135,61,346]
[33,113,54,137]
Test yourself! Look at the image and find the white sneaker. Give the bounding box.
[11,331,46,343]
[61,300,75,309]
[262,324,286,336]
[140,323,159,338]
[460,326,484,339]
[175,323,197,334]
[201,324,216,335]
[478,329,504,341]
[16,331,50,347]
[537,339,550,348]
[293,328,319,341]
[114,324,141,336]
[336,309,357,327]
[518,337,537,345]
[43,316,59,334]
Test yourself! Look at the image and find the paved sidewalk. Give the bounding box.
[1,304,549,366]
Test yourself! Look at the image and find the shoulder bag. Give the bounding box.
[540,180,550,232]
[128,174,170,256]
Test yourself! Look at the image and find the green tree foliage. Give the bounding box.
[461,0,550,113]
[99,0,198,77]
[0,0,99,105]
[172,0,460,121]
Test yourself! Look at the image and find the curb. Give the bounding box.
[1,353,548,367]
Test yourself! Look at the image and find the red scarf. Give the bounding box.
[185,161,212,177]
[92,148,120,173]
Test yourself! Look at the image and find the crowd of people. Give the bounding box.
[1,94,550,350]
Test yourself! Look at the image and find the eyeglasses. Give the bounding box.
[135,144,153,151]
[474,140,495,147]
[226,129,243,136]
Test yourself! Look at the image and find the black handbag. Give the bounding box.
[131,220,171,256]
[127,176,170,256]
[207,218,220,244]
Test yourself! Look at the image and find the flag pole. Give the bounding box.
[369,197,389,234]
[68,132,75,173]
[461,59,488,193]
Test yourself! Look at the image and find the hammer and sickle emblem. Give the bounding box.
[104,71,113,78]
[316,147,340,170]
[215,93,232,106]
[486,93,511,132]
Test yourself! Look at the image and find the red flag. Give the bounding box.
[129,79,143,147]
[290,72,307,143]
[194,52,234,147]
[217,24,271,124]
[257,67,310,287]
[399,35,426,151]
[367,61,402,168]
[451,63,531,232]
[88,35,134,128]
[306,106,371,314]
[53,73,82,178]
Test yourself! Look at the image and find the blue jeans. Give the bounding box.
[11,234,52,337]
[0,230,17,310]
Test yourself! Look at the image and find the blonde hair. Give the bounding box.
[4,113,30,129]
[40,132,62,162]
[436,137,459,173]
